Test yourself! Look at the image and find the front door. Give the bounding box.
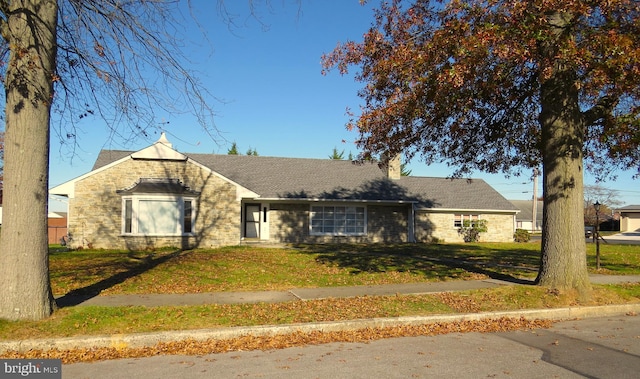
[244,204,260,238]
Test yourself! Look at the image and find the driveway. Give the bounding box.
[600,232,640,245]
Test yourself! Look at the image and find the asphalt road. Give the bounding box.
[62,314,640,379]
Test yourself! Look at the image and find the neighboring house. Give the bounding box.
[50,134,519,250]
[617,205,640,233]
[510,200,543,232]
[48,212,68,244]
[0,207,67,244]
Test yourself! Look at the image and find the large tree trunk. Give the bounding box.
[0,0,58,320]
[537,106,591,294]
[535,12,591,296]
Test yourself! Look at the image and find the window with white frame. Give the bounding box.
[454,214,479,228]
[310,205,366,235]
[122,195,195,236]
[118,178,199,236]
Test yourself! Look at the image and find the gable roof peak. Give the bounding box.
[157,132,172,148]
[131,132,186,161]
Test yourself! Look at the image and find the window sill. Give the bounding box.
[120,233,196,237]
[310,233,367,237]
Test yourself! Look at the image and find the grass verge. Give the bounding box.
[1,283,638,341]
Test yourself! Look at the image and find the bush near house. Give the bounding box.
[514,229,531,243]
[458,219,488,242]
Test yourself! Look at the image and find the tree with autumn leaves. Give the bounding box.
[323,0,640,294]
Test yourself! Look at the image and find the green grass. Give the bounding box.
[49,245,493,297]
[47,242,640,296]
[0,242,638,341]
[586,243,640,274]
[1,284,637,341]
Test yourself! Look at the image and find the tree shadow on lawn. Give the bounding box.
[294,243,538,285]
[55,249,186,308]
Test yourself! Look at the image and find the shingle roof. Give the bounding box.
[116,178,200,195]
[617,205,640,211]
[510,200,543,221]
[93,150,517,211]
[92,150,132,170]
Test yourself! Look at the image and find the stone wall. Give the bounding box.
[415,211,515,243]
[268,203,409,243]
[367,205,409,243]
[68,158,240,250]
[480,213,516,242]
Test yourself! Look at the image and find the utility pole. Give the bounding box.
[532,168,538,232]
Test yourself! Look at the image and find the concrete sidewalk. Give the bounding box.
[57,278,513,307]
[56,275,640,308]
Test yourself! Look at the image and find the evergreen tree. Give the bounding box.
[329,147,345,160]
[227,142,239,155]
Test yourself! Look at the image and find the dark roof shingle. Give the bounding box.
[93,150,517,211]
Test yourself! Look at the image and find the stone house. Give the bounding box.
[50,134,519,250]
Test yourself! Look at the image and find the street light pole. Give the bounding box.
[594,201,601,270]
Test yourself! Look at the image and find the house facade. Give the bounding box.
[617,205,640,233]
[48,212,68,244]
[50,134,519,250]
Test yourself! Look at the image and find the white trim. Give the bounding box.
[453,213,480,229]
[261,203,270,240]
[417,207,519,214]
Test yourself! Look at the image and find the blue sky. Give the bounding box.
[48,0,640,211]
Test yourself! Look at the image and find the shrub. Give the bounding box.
[458,219,488,242]
[514,228,531,243]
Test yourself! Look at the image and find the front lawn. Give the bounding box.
[49,242,640,297]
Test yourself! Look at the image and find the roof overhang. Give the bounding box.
[243,197,418,205]
[616,206,640,212]
[116,178,201,195]
[417,207,520,214]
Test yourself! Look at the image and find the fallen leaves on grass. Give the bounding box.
[3,317,552,364]
[435,293,483,313]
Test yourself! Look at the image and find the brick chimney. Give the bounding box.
[385,154,401,180]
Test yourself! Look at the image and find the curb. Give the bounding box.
[2,303,639,354]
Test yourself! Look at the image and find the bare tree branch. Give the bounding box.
[14,0,221,158]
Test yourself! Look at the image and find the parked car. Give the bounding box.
[585,226,594,238]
